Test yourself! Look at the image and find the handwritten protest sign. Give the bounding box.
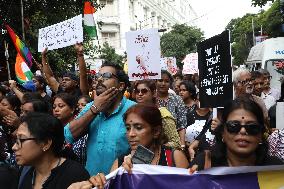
[182,53,198,74]
[160,57,178,75]
[197,30,233,108]
[126,28,161,81]
[38,15,83,52]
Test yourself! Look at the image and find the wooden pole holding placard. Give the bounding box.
[4,41,11,80]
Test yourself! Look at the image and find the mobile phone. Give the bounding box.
[132,145,155,164]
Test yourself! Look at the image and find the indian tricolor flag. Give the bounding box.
[15,53,33,85]
[84,1,97,38]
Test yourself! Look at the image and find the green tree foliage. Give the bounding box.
[0,0,100,76]
[251,0,275,7]
[160,24,204,68]
[226,0,283,66]
[99,42,124,67]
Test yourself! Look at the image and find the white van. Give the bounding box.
[246,37,284,89]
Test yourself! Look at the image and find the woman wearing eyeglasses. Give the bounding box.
[13,112,89,189]
[190,97,283,171]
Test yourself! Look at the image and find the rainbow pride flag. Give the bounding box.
[15,53,33,85]
[102,165,284,189]
[5,24,33,68]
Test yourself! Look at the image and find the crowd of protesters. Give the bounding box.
[0,43,283,189]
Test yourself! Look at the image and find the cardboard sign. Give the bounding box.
[182,53,198,74]
[126,28,161,81]
[197,30,233,108]
[38,15,83,52]
[160,57,178,75]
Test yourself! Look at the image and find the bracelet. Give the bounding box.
[91,104,100,113]
[90,106,97,115]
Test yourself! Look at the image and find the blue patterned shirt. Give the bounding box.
[64,97,136,175]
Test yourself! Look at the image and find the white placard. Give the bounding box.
[160,57,178,75]
[182,53,198,74]
[38,15,83,52]
[126,28,161,81]
[276,102,284,129]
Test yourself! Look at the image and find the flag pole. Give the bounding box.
[4,41,11,80]
[20,0,25,40]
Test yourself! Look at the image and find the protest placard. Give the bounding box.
[182,53,198,74]
[38,15,83,52]
[197,30,233,108]
[160,57,178,75]
[126,28,161,81]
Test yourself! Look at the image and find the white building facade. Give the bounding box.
[96,0,196,55]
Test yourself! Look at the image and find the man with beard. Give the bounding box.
[64,62,135,176]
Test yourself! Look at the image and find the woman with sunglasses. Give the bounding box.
[134,80,181,149]
[190,97,283,171]
[13,112,89,189]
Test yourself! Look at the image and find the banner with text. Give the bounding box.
[38,15,83,52]
[197,30,233,108]
[160,57,178,75]
[126,28,161,81]
[99,165,284,189]
[182,53,198,74]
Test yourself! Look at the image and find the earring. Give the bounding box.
[43,148,47,152]
[222,138,224,143]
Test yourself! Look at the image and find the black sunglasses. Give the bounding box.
[94,72,118,80]
[135,88,150,95]
[225,121,263,135]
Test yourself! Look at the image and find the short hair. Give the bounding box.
[232,67,250,83]
[20,112,64,156]
[251,70,263,80]
[24,99,51,114]
[161,70,174,84]
[78,95,92,104]
[22,92,43,104]
[33,75,47,90]
[53,93,76,110]
[123,104,165,145]
[179,81,197,99]
[2,95,21,114]
[101,61,130,92]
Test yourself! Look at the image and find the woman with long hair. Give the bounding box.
[190,97,283,171]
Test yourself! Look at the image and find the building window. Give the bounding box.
[100,0,117,16]
[101,32,116,38]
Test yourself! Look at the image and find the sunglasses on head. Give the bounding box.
[135,88,150,95]
[94,72,118,80]
[225,121,263,135]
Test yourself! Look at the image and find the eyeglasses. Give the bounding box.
[94,72,118,80]
[135,88,150,95]
[237,79,252,85]
[225,121,263,135]
[14,137,37,148]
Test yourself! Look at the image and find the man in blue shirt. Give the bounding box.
[64,62,135,175]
